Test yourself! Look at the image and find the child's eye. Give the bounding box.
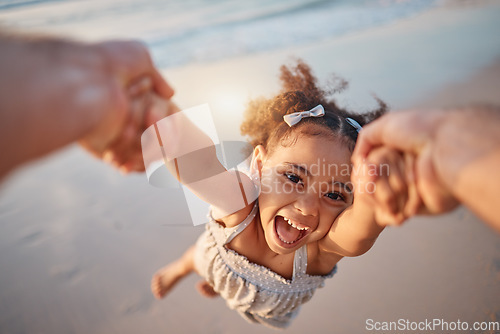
[285,172,302,184]
[325,192,345,202]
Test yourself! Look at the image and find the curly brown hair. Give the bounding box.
[240,60,387,154]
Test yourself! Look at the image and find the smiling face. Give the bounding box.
[252,128,354,255]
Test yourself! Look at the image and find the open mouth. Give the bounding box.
[273,215,310,248]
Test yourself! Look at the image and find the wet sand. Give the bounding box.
[0,2,499,333]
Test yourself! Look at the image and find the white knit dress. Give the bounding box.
[193,203,336,329]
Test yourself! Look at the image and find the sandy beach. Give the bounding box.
[0,1,499,333]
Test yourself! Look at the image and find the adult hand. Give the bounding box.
[352,146,421,226]
[352,106,500,232]
[79,40,174,172]
[0,33,173,179]
[352,109,459,215]
[102,90,180,173]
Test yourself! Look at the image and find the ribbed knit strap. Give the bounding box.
[292,245,308,279]
[224,202,259,244]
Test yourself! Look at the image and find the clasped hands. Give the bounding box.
[351,111,460,227]
[79,40,176,174]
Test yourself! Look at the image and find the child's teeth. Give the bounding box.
[278,234,294,244]
[284,217,309,231]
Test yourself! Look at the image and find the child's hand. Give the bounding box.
[352,147,421,226]
[98,78,177,173]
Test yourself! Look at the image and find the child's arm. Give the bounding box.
[138,93,258,226]
[318,147,418,257]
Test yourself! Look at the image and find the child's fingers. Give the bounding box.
[373,174,399,217]
[108,149,144,174]
[351,159,377,197]
[131,90,154,130]
[375,207,406,227]
[127,80,154,134]
[101,92,147,164]
[386,154,409,218]
[403,153,422,217]
[118,152,146,174]
[128,76,153,97]
[102,93,156,171]
[112,122,138,152]
[145,95,180,126]
[365,148,409,226]
[376,187,406,225]
[98,80,160,173]
[102,123,141,167]
[405,181,422,217]
[364,148,398,215]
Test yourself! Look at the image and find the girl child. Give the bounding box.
[149,60,414,329]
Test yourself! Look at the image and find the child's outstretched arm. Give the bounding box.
[139,93,258,225]
[319,147,418,257]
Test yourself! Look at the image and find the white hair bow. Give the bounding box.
[345,117,362,133]
[283,104,325,127]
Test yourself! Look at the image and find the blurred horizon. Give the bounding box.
[0,0,437,68]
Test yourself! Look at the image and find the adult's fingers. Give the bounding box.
[97,40,173,98]
[152,67,174,99]
[353,113,393,164]
[353,111,430,165]
[121,42,173,99]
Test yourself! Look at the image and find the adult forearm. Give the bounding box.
[433,106,500,230]
[0,33,121,177]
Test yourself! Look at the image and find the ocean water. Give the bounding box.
[0,0,438,68]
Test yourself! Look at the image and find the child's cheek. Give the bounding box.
[260,176,274,195]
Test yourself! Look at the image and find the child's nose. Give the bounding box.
[294,191,320,217]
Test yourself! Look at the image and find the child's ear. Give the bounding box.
[251,145,267,178]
